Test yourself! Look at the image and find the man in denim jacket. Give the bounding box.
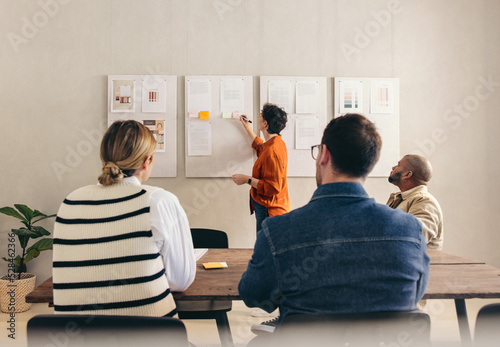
[239,114,430,330]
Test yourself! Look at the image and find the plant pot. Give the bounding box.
[0,273,36,313]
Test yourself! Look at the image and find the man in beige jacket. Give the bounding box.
[387,154,444,249]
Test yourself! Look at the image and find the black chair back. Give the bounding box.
[475,303,500,347]
[273,311,431,347]
[27,314,188,347]
[191,228,228,248]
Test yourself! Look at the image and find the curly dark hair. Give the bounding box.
[262,103,287,135]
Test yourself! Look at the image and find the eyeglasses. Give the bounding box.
[311,144,322,160]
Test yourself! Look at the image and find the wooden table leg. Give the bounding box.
[455,299,473,347]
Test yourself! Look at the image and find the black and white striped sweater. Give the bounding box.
[52,182,176,317]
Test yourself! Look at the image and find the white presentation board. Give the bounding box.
[260,76,327,177]
[107,75,177,177]
[184,76,254,177]
[334,77,400,177]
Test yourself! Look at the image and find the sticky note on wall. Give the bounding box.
[232,111,242,119]
[222,111,232,119]
[189,111,198,118]
[200,111,210,119]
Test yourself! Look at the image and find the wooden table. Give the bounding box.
[25,249,253,304]
[426,249,486,265]
[27,249,500,346]
[173,249,253,302]
[425,249,500,346]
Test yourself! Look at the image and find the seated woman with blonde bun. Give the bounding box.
[52,120,196,317]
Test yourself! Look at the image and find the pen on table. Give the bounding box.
[241,115,252,123]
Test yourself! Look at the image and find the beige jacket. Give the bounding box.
[386,185,444,249]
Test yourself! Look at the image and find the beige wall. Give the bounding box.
[1,0,499,285]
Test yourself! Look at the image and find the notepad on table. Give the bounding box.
[202,262,228,270]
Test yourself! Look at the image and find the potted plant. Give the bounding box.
[0,204,55,313]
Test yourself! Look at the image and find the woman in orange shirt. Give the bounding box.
[232,103,291,233]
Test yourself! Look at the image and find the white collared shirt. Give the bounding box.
[122,176,196,291]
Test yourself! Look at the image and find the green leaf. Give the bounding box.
[24,249,41,264]
[24,238,52,264]
[31,226,51,238]
[14,204,34,222]
[32,210,48,218]
[32,213,56,225]
[27,238,53,253]
[11,228,38,238]
[0,206,27,222]
[2,256,25,274]
[18,235,30,250]
[16,258,25,274]
[11,255,22,268]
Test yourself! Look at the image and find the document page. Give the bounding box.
[187,122,212,156]
[268,80,293,113]
[296,80,319,114]
[188,79,212,112]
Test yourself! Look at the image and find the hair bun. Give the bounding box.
[103,162,123,178]
[98,161,124,185]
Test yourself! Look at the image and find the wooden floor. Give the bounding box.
[2,299,499,346]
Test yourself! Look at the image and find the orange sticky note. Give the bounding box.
[203,262,228,270]
[200,111,210,119]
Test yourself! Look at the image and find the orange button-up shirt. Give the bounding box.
[250,135,291,217]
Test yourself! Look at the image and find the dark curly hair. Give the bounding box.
[262,103,287,135]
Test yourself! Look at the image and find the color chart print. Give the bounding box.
[111,79,135,112]
[339,80,363,114]
[370,80,394,114]
[143,120,165,152]
[142,78,167,113]
[149,91,159,103]
[344,88,358,109]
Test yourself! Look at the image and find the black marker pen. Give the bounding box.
[241,116,252,123]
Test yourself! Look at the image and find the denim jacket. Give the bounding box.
[238,182,430,321]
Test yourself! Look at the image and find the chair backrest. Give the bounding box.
[474,303,500,347]
[274,311,431,347]
[190,228,228,248]
[27,314,189,347]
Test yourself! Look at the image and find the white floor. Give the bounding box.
[1,299,499,347]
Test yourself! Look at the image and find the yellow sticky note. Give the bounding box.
[200,111,210,119]
[203,262,228,270]
[222,111,232,119]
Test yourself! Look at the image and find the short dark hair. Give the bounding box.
[262,103,287,135]
[321,114,382,178]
